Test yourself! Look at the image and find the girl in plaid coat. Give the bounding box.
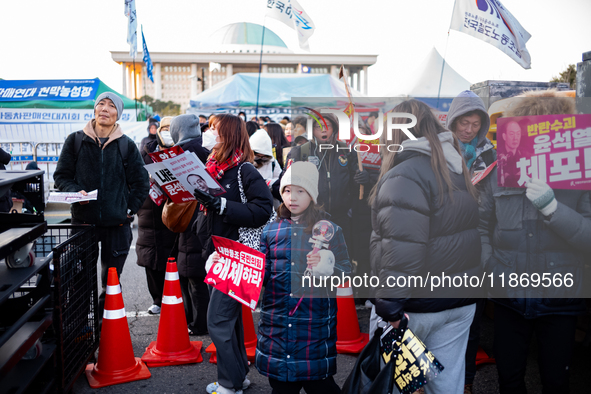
[256,162,351,394]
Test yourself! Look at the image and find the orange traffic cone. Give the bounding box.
[205,304,257,364]
[141,258,203,367]
[85,268,151,388]
[336,284,369,354]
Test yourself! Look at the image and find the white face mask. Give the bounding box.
[160,131,174,147]
[202,131,217,150]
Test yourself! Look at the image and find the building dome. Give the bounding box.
[208,22,292,54]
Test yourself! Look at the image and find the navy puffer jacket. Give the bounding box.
[370,135,480,322]
[256,218,351,382]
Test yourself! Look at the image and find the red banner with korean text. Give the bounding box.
[497,114,591,190]
[148,145,184,163]
[204,236,265,311]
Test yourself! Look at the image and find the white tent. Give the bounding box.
[388,47,471,98]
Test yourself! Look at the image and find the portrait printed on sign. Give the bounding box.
[497,114,591,190]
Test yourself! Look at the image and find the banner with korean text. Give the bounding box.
[0,79,100,102]
[497,114,591,190]
[205,236,265,311]
[450,0,531,69]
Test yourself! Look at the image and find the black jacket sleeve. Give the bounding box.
[0,147,11,166]
[124,136,150,215]
[223,163,273,228]
[54,132,84,192]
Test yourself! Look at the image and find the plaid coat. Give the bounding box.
[255,218,351,382]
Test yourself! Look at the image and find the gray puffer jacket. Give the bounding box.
[446,90,496,174]
[479,167,591,318]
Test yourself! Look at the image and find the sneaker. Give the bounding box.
[206,378,250,394]
[147,305,161,315]
[365,300,373,309]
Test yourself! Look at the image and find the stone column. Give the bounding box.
[190,63,198,98]
[363,65,369,95]
[226,64,233,78]
[331,65,338,78]
[262,64,269,73]
[121,62,127,96]
[155,63,162,100]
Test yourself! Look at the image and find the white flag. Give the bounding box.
[266,0,315,51]
[450,0,531,69]
[124,0,137,59]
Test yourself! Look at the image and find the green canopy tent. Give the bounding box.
[0,78,151,120]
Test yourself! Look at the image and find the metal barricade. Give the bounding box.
[35,225,99,393]
[34,142,64,191]
[0,141,35,171]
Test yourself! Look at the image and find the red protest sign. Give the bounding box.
[471,161,497,186]
[205,236,265,311]
[497,114,591,190]
[148,178,166,206]
[149,145,184,162]
[145,145,196,203]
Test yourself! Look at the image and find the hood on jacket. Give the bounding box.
[249,129,274,157]
[401,131,464,174]
[170,114,201,146]
[446,90,491,147]
[83,120,123,150]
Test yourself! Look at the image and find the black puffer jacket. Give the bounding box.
[370,133,480,322]
[200,162,274,256]
[177,137,211,278]
[136,140,176,271]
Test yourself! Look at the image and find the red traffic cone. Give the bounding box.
[475,346,496,366]
[336,284,369,354]
[205,304,257,364]
[85,268,151,388]
[141,258,203,367]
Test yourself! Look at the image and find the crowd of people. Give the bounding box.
[45,89,590,394]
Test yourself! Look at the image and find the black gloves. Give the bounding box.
[194,188,223,214]
[354,170,370,185]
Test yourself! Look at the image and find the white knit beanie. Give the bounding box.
[280,161,319,204]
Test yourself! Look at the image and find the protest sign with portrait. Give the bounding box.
[497,114,591,190]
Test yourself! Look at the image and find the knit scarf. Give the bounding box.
[460,139,478,170]
[205,149,243,180]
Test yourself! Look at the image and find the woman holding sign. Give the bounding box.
[193,114,273,394]
[369,99,480,393]
[169,114,212,337]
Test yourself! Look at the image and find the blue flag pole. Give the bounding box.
[255,19,267,121]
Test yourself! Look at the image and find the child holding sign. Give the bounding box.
[255,162,351,393]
